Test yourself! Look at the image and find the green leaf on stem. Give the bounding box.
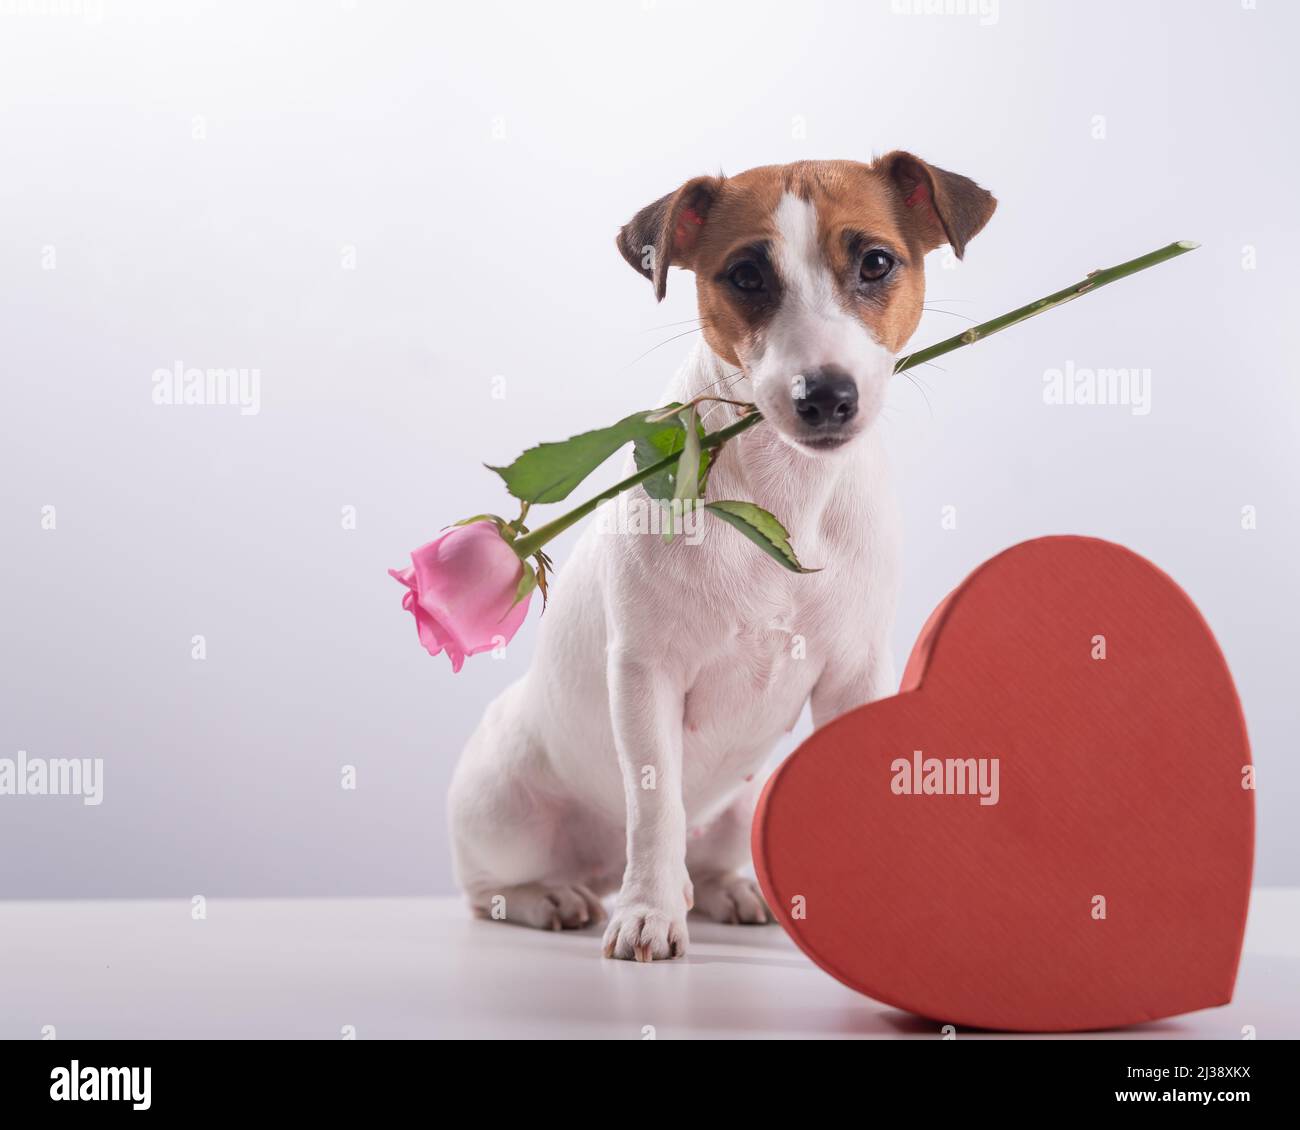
[672,407,702,505]
[704,500,818,573]
[633,415,711,503]
[659,407,703,545]
[488,407,690,505]
[513,560,538,607]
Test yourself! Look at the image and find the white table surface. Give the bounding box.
[3,890,1297,1040]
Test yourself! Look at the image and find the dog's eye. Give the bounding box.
[728,262,764,292]
[859,250,895,283]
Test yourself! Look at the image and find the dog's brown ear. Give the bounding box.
[616,175,722,301]
[879,151,996,260]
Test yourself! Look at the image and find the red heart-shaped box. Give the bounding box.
[753,536,1253,1032]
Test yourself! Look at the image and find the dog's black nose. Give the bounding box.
[793,366,859,427]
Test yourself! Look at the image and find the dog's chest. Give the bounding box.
[682,577,830,743]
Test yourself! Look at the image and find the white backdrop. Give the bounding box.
[2,0,1296,897]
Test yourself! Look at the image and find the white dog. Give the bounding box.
[449,154,996,960]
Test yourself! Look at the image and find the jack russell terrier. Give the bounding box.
[449,154,996,960]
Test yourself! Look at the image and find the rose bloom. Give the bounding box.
[389,521,532,672]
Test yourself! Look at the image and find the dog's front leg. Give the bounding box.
[601,651,691,961]
[811,645,898,730]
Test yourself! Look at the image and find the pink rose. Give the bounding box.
[389,521,532,672]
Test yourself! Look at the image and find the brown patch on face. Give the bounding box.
[687,169,785,368]
[795,162,928,355]
[685,162,916,366]
[617,155,996,371]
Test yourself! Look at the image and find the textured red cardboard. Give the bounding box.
[753,536,1253,1032]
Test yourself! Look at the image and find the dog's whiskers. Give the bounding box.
[694,366,747,401]
[641,317,703,332]
[697,369,749,426]
[902,371,935,418]
[922,305,978,324]
[624,327,703,369]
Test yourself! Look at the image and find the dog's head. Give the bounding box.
[617,155,996,452]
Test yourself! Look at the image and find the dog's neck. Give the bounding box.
[666,340,880,549]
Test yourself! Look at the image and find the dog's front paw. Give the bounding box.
[691,873,771,925]
[602,903,688,962]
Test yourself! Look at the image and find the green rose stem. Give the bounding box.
[509,410,757,559]
[509,239,1198,562]
[894,239,1199,372]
